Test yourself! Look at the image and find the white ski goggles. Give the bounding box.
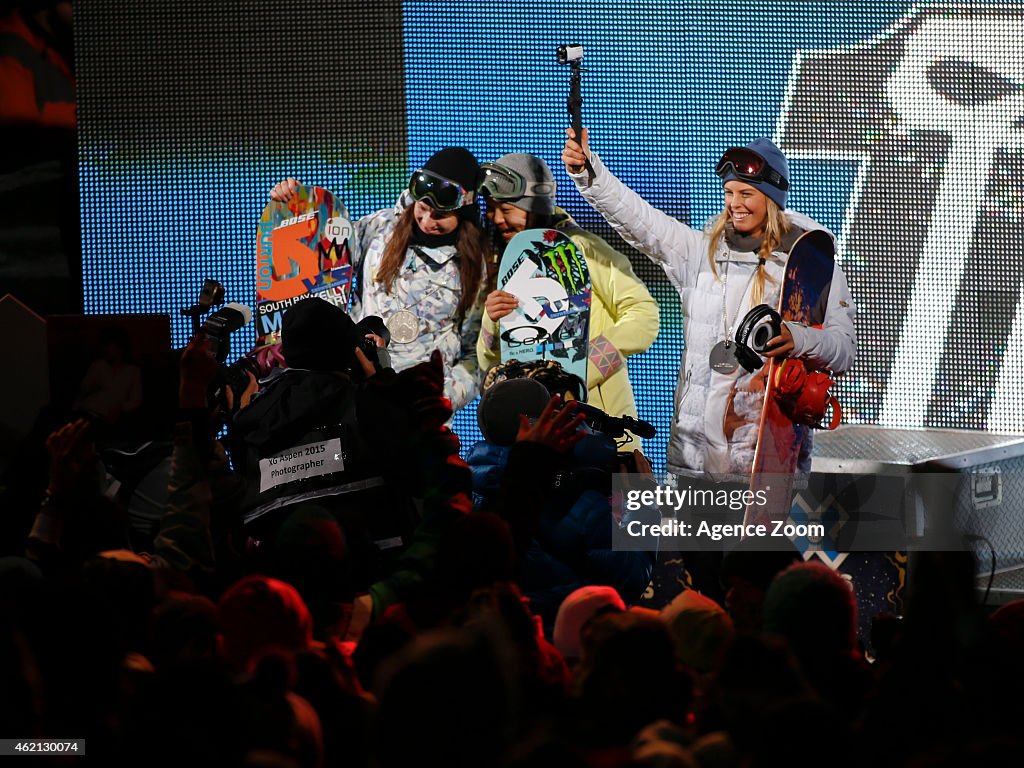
[478,162,556,200]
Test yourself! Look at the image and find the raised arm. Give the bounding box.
[562,128,704,292]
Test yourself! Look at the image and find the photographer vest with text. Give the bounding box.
[232,368,417,586]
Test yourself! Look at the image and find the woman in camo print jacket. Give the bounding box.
[271,148,488,412]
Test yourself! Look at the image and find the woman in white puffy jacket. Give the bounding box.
[562,130,856,481]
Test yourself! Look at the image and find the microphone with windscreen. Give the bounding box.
[573,402,657,439]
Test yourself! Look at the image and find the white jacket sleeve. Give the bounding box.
[568,153,704,293]
[786,260,857,374]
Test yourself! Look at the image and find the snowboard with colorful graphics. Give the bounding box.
[498,228,591,393]
[746,229,835,526]
[255,186,354,351]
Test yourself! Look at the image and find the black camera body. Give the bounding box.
[355,335,381,372]
[188,298,254,421]
[350,314,391,374]
[220,356,261,402]
[200,303,252,363]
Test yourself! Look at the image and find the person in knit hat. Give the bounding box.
[279,296,363,373]
[218,574,314,674]
[561,130,856,484]
[476,152,659,432]
[270,146,488,412]
[659,589,734,677]
[551,584,625,664]
[561,130,856,601]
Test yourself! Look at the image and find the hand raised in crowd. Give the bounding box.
[358,348,452,431]
[179,334,218,409]
[353,345,379,380]
[613,447,657,504]
[484,289,519,323]
[619,449,654,477]
[268,177,301,202]
[180,334,260,412]
[45,418,97,499]
[562,127,591,175]
[516,394,586,454]
[225,371,259,413]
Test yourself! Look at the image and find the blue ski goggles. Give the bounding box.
[408,170,476,211]
[715,147,790,191]
[478,162,556,200]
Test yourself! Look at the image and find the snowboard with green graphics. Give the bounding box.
[746,229,836,526]
[255,185,354,351]
[497,228,591,394]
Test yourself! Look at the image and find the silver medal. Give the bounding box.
[386,310,420,344]
[709,340,739,375]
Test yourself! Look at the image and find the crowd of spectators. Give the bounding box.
[1,299,1022,768]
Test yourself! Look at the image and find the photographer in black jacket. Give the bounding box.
[230,298,469,630]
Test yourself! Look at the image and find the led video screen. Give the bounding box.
[78,1,1024,473]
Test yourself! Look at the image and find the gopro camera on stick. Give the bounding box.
[181,279,226,336]
[556,44,584,64]
[556,43,593,176]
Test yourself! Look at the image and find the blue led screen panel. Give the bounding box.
[78,1,1024,475]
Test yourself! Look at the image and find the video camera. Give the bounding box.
[201,302,250,363]
[556,44,584,64]
[354,314,392,374]
[180,281,260,416]
[203,304,263,407]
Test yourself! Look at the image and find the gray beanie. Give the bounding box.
[491,153,557,214]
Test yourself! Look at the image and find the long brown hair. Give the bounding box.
[706,196,791,305]
[376,205,487,322]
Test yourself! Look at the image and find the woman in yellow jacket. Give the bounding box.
[475,153,659,421]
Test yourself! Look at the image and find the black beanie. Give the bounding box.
[422,147,481,194]
[281,298,359,371]
[477,378,551,446]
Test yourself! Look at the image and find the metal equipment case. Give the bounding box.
[805,425,1024,608]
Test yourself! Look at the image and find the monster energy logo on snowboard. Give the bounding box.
[498,228,592,389]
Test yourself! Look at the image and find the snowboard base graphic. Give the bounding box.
[497,228,591,393]
[255,186,354,353]
[746,229,836,526]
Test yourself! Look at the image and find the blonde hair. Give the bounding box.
[706,196,791,305]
